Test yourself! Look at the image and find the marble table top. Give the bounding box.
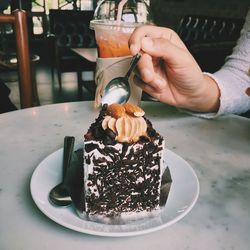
[0,101,249,250]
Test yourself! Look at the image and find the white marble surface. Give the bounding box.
[0,101,249,250]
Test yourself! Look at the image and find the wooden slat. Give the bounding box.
[0,10,33,108]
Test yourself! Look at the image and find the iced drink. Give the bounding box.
[92,22,136,58]
[90,0,150,58]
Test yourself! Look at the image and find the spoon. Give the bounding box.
[101,53,141,105]
[49,136,75,206]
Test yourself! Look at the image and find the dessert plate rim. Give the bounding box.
[30,144,199,237]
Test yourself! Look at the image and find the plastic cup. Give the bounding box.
[91,20,139,58]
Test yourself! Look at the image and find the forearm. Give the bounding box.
[183,68,250,119]
[186,8,250,118]
[207,66,250,116]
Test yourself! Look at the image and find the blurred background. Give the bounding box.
[0,0,249,110]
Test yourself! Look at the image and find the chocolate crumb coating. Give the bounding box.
[84,139,164,216]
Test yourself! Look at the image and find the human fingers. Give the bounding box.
[134,76,162,100]
[136,53,165,91]
[140,36,193,67]
[129,25,186,55]
[129,25,166,54]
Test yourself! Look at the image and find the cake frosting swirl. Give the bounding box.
[102,103,147,143]
[84,103,160,145]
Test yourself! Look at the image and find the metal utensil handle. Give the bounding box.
[125,53,141,79]
[62,136,75,182]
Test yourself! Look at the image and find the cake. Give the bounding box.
[83,103,168,222]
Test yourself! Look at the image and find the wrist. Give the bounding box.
[197,74,220,112]
[184,74,220,113]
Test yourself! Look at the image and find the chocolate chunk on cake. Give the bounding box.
[83,103,167,222]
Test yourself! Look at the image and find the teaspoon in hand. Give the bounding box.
[101,53,141,105]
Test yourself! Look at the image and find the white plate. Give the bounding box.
[30,147,199,237]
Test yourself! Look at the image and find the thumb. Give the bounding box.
[141,36,190,65]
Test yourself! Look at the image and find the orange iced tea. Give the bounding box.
[96,39,131,58]
[93,24,134,58]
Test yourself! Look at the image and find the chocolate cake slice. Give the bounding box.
[83,103,167,222]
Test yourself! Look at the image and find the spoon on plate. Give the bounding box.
[49,136,75,206]
[101,53,141,105]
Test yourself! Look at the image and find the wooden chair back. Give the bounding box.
[0,10,33,108]
[48,10,96,90]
